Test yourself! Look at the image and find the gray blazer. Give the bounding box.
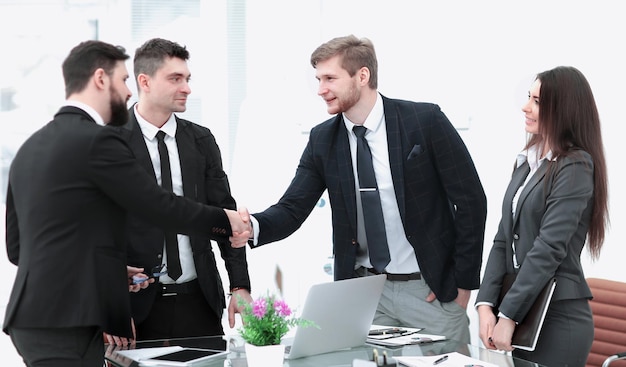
[476,150,594,322]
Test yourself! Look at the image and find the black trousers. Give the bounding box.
[136,290,224,342]
[513,298,594,367]
[9,326,103,367]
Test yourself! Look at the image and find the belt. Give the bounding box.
[367,268,421,281]
[158,279,201,296]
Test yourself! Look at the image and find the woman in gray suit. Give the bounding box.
[475,66,609,367]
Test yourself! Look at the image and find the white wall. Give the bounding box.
[1,0,625,364]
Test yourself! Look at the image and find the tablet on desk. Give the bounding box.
[139,347,228,366]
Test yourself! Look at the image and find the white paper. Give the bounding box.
[367,332,446,347]
[367,325,445,347]
[352,359,377,367]
[395,352,499,367]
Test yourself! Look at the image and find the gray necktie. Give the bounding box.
[353,125,390,273]
[156,131,182,280]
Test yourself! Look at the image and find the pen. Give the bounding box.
[433,355,448,365]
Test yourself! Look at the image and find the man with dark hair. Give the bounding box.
[3,40,249,367]
[104,38,252,345]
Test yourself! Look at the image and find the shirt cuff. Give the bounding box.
[249,215,260,247]
[474,301,494,309]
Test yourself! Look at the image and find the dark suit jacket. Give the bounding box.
[476,150,594,322]
[253,95,487,302]
[119,109,250,324]
[3,106,231,338]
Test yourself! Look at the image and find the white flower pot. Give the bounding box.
[244,342,285,367]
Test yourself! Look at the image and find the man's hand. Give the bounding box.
[454,288,471,309]
[127,266,154,292]
[227,288,253,328]
[226,207,252,248]
[104,318,137,347]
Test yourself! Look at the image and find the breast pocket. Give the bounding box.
[407,144,424,160]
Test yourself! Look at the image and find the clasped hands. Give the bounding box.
[477,304,516,352]
[226,207,252,247]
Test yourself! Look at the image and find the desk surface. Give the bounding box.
[106,336,543,367]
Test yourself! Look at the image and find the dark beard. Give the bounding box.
[107,97,129,126]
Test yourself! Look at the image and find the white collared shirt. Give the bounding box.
[512,146,555,218]
[133,106,197,284]
[344,94,420,274]
[65,100,105,126]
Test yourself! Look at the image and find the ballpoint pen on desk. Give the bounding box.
[433,355,448,365]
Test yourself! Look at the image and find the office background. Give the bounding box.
[1,0,624,364]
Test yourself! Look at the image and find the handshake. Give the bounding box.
[225,207,253,248]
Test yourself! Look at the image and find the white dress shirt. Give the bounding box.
[134,106,197,284]
[345,94,419,274]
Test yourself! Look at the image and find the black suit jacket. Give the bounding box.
[119,109,250,324]
[253,95,487,302]
[3,107,231,337]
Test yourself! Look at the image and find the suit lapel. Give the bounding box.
[512,162,548,228]
[174,118,200,200]
[334,115,358,233]
[124,111,157,181]
[382,98,406,220]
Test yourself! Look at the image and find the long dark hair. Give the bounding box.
[525,66,608,259]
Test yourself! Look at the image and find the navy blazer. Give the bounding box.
[476,150,594,322]
[4,107,231,337]
[119,109,251,324]
[253,95,487,302]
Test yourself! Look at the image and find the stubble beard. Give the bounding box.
[336,81,361,114]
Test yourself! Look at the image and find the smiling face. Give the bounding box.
[315,55,362,116]
[139,56,191,118]
[522,79,541,135]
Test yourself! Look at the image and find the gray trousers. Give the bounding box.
[357,267,471,344]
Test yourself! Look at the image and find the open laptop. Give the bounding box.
[282,274,386,359]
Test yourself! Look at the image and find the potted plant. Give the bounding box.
[238,294,315,366]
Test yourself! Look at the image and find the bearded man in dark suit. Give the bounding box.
[3,40,249,367]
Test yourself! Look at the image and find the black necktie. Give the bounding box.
[156,131,182,280]
[353,125,391,273]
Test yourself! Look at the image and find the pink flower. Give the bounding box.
[274,299,292,317]
[252,297,267,319]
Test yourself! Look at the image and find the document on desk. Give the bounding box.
[366,332,446,347]
[395,352,499,367]
[367,324,444,347]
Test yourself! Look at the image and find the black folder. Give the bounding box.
[495,274,557,351]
